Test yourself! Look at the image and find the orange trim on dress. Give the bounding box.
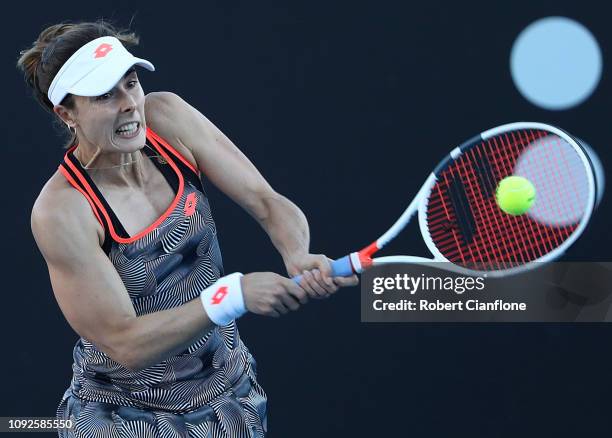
[60,131,185,244]
[146,127,200,175]
[58,164,105,229]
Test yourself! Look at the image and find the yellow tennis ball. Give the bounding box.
[496,176,536,215]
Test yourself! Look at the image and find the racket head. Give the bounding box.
[417,122,597,277]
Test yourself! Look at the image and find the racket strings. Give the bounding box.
[512,130,586,227]
[426,129,590,269]
[474,131,577,263]
[486,131,573,258]
[475,130,580,263]
[428,154,536,267]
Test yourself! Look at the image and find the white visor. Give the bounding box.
[47,36,155,106]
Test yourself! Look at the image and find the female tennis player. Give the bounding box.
[18,20,357,437]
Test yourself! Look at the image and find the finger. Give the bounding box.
[301,270,325,297]
[271,300,289,315]
[310,269,335,293]
[279,291,301,311]
[287,267,300,278]
[313,268,338,293]
[314,255,334,281]
[322,257,343,288]
[298,271,318,298]
[285,279,309,304]
[333,274,359,287]
[305,270,332,299]
[302,270,327,297]
[267,308,281,318]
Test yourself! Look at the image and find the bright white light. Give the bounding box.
[510,17,602,110]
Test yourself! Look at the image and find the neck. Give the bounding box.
[74,144,150,189]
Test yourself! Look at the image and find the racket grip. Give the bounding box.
[291,255,354,284]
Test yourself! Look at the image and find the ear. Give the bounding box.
[53,104,76,127]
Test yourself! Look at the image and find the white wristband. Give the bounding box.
[200,272,246,326]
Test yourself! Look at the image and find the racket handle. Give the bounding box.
[291,255,354,284]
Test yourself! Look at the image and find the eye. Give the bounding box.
[96,92,112,101]
[127,79,139,88]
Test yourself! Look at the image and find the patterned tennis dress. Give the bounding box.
[55,127,267,437]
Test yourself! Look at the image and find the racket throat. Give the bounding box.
[353,242,379,273]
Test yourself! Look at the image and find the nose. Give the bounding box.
[118,89,137,113]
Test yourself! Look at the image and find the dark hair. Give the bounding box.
[16,19,140,148]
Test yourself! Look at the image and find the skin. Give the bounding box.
[31,68,357,372]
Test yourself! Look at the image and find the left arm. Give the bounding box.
[145,92,357,295]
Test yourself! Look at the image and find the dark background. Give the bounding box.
[3,1,611,436]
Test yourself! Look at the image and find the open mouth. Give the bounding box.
[115,122,140,138]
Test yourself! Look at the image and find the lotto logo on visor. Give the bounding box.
[47,36,155,106]
[94,43,113,58]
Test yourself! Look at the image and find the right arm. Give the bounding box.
[31,188,307,372]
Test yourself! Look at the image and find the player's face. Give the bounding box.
[72,69,147,153]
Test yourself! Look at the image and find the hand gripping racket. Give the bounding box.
[293,122,598,281]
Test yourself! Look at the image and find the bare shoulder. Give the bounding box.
[144,91,183,116]
[31,171,105,250]
[144,91,199,171]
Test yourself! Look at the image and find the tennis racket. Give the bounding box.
[293,122,598,281]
